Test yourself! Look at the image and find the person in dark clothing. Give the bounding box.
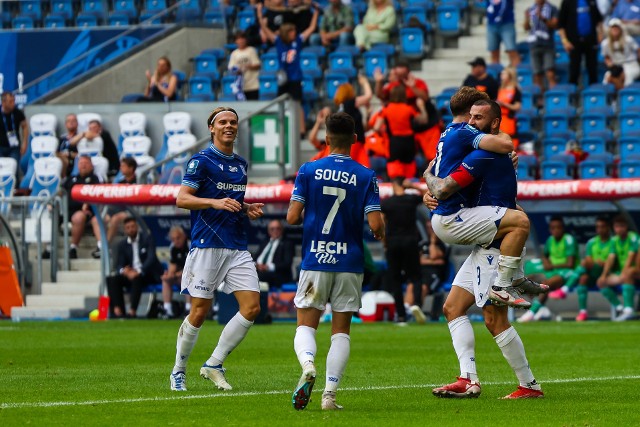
[557,0,603,85]
[462,57,500,100]
[161,225,191,319]
[380,177,426,323]
[107,217,162,318]
[253,219,295,289]
[416,219,450,321]
[0,92,28,167]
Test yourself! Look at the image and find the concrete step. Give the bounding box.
[41,282,101,296]
[70,258,102,271]
[57,270,102,283]
[25,294,98,309]
[11,307,72,321]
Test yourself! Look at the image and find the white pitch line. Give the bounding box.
[2,375,639,410]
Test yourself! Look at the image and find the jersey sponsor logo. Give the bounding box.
[314,169,357,186]
[310,240,347,255]
[195,279,211,292]
[216,182,247,191]
[186,160,199,174]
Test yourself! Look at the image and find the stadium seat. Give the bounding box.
[76,13,98,27]
[579,160,608,179]
[44,14,67,28]
[619,137,640,158]
[261,52,279,74]
[236,8,256,31]
[144,0,167,13]
[29,157,63,214]
[301,76,318,102]
[517,162,534,181]
[324,72,349,100]
[588,152,614,169]
[300,52,322,81]
[91,156,109,182]
[519,85,540,110]
[175,0,202,22]
[542,138,566,159]
[403,6,429,26]
[362,50,388,79]
[19,1,42,21]
[112,0,138,19]
[399,27,426,60]
[516,41,530,65]
[543,113,572,136]
[117,112,147,152]
[328,51,357,78]
[156,112,192,162]
[436,5,462,37]
[580,137,607,155]
[159,134,198,184]
[619,112,640,137]
[193,54,220,81]
[200,48,226,62]
[12,16,35,29]
[219,75,239,101]
[50,0,74,21]
[370,43,395,58]
[258,74,278,100]
[540,160,572,180]
[486,63,504,80]
[20,135,59,190]
[77,113,102,133]
[581,84,614,113]
[580,113,609,137]
[618,87,640,112]
[188,75,215,100]
[619,160,640,178]
[516,64,533,87]
[203,9,225,25]
[0,158,17,216]
[516,110,537,133]
[108,12,131,26]
[335,44,361,57]
[121,135,152,158]
[81,0,107,21]
[544,89,573,114]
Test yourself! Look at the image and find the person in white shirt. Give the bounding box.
[228,31,262,100]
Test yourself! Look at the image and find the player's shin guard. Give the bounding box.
[294,325,317,367]
[495,255,521,288]
[325,333,350,393]
[173,317,200,373]
[448,316,478,381]
[208,312,253,366]
[494,326,540,390]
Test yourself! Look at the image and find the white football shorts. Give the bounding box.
[294,270,364,312]
[181,247,259,299]
[452,246,500,308]
[431,206,507,248]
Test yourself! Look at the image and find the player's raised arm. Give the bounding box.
[477,132,514,154]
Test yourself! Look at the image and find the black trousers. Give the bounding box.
[568,38,599,86]
[107,273,153,315]
[385,236,421,321]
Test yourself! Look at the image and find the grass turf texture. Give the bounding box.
[1,320,639,426]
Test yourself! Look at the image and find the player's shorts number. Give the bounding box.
[322,186,346,234]
[476,266,481,287]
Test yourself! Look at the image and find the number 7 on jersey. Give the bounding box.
[322,186,346,234]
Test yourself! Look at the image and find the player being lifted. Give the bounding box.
[287,112,385,411]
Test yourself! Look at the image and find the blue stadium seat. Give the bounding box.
[335,44,361,57]
[352,2,366,24]
[203,9,225,25]
[301,76,318,102]
[619,112,640,137]
[517,162,534,180]
[50,0,74,21]
[303,45,327,58]
[619,160,640,178]
[112,0,138,19]
[121,93,144,103]
[619,87,640,112]
[516,109,537,133]
[516,64,533,87]
[324,72,349,100]
[219,75,239,101]
[44,14,66,28]
[193,54,220,82]
[581,84,614,113]
[540,160,572,180]
[546,129,576,142]
[188,76,214,99]
[200,48,226,62]
[543,113,572,136]
[108,13,131,26]
[258,74,278,100]
[175,0,202,22]
[436,5,461,37]
[516,41,530,65]
[76,13,98,27]
[588,152,614,169]
[19,1,42,21]
[542,137,566,158]
[544,89,572,114]
[236,8,256,31]
[619,137,640,158]
[580,137,607,155]
[363,50,389,79]
[519,85,540,110]
[580,160,608,179]
[12,16,35,29]
[403,6,429,26]
[486,63,504,80]
[81,0,107,21]
[300,52,322,81]
[144,0,166,13]
[580,113,608,137]
[261,52,279,74]
[328,51,357,78]
[399,27,425,60]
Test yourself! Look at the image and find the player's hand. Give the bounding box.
[212,198,242,212]
[371,230,384,241]
[246,202,265,220]
[596,276,606,287]
[423,191,438,210]
[510,151,518,170]
[373,67,384,82]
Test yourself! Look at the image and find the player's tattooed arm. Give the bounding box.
[423,160,462,200]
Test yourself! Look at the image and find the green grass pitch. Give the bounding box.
[2,320,639,426]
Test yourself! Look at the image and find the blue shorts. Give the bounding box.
[487,22,517,52]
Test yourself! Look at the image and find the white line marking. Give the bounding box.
[2,375,639,410]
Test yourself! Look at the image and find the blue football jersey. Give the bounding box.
[291,154,381,273]
[181,144,249,250]
[458,149,517,209]
[432,122,487,216]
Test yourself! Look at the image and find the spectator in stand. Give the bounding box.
[557,0,604,86]
[519,216,579,322]
[376,60,430,104]
[259,7,319,135]
[353,0,397,51]
[138,56,178,103]
[311,0,354,48]
[286,0,317,36]
[0,92,28,166]
[373,85,428,179]
[462,57,500,100]
[258,0,288,45]
[62,155,102,260]
[610,0,640,36]
[107,217,162,319]
[105,157,138,247]
[81,120,120,178]
[253,219,295,289]
[595,215,639,321]
[161,225,191,319]
[228,31,262,101]
[487,0,520,66]
[57,113,81,178]
[524,0,559,91]
[601,18,640,87]
[496,67,522,149]
[549,216,612,321]
[381,177,426,324]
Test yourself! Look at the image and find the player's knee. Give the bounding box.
[188,310,207,328]
[515,212,530,233]
[241,303,261,321]
[442,301,461,321]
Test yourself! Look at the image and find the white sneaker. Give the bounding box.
[517,310,535,323]
[170,371,187,391]
[321,391,343,410]
[410,305,427,324]
[533,306,552,321]
[200,364,232,390]
[614,308,636,322]
[292,362,316,410]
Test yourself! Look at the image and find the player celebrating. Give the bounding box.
[169,107,265,392]
[425,100,544,399]
[427,87,543,308]
[287,112,385,411]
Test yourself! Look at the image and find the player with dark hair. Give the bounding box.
[169,107,265,392]
[287,112,384,410]
[424,100,544,399]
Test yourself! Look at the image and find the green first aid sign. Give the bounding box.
[250,114,289,164]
